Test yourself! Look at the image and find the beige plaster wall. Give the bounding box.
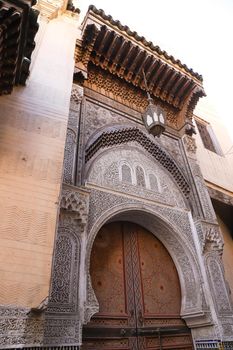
[217,216,233,296]
[194,98,233,193]
[0,15,78,307]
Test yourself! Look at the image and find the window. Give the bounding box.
[149,174,159,192]
[195,119,222,155]
[121,164,132,184]
[136,166,146,187]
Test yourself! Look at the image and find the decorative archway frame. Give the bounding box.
[83,190,213,332]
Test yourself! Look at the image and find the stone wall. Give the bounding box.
[0,15,77,308]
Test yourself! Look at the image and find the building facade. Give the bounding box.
[0,3,233,350]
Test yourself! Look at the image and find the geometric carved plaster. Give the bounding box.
[0,305,44,348]
[63,85,83,185]
[206,254,233,321]
[86,144,187,210]
[44,185,90,346]
[194,176,216,221]
[85,126,191,198]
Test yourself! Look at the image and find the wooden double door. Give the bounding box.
[82,222,193,350]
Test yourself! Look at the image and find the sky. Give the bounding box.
[77,0,233,141]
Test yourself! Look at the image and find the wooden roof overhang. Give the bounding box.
[76,6,206,129]
[0,0,39,95]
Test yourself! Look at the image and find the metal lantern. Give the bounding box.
[142,71,166,137]
[142,97,166,137]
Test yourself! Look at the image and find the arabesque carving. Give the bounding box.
[63,85,83,184]
[86,145,187,209]
[84,275,99,324]
[0,306,44,348]
[85,126,190,198]
[194,176,216,220]
[85,65,180,128]
[63,128,76,184]
[206,255,232,316]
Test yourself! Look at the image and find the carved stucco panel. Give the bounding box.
[63,128,76,184]
[44,317,81,345]
[63,84,83,185]
[188,159,217,222]
[84,99,189,181]
[195,176,216,220]
[206,254,233,315]
[85,100,135,143]
[84,274,99,324]
[0,306,44,348]
[43,185,90,346]
[86,145,187,210]
[48,227,80,314]
[160,134,188,177]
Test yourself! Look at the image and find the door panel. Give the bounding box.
[82,222,193,350]
[137,228,181,316]
[90,223,126,316]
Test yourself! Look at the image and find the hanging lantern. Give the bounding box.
[142,70,166,137]
[142,97,166,137]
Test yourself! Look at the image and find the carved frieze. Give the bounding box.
[0,306,44,348]
[44,317,81,345]
[85,65,180,129]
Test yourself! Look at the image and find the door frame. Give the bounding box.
[83,203,211,332]
[83,221,194,349]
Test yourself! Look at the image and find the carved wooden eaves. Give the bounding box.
[0,0,39,95]
[76,6,206,124]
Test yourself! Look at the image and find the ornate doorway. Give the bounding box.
[82,222,193,349]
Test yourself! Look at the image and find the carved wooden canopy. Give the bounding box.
[75,6,205,134]
[0,0,39,95]
[75,5,206,129]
